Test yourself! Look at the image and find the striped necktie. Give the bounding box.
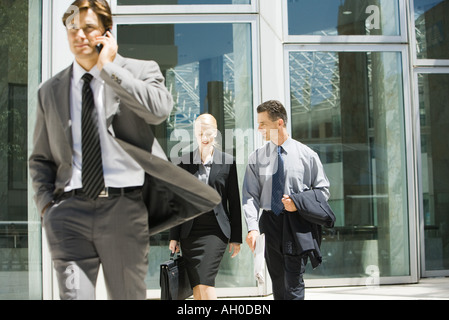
[271,146,285,215]
[81,73,105,199]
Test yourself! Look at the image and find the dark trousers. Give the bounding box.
[260,210,308,300]
[43,190,149,300]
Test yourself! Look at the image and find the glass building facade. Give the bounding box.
[0,0,448,299]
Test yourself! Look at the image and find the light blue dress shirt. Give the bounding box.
[242,137,330,232]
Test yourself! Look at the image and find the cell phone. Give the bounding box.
[96,29,111,53]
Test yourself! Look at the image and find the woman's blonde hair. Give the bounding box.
[194,114,221,149]
[195,113,217,129]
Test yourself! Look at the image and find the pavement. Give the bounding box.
[305,277,449,300]
[229,277,449,300]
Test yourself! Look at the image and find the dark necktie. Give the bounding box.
[271,146,285,215]
[81,73,105,199]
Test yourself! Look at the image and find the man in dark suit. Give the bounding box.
[29,0,219,300]
[243,100,330,300]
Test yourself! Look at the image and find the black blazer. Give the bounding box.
[290,189,336,229]
[283,189,336,269]
[170,149,243,244]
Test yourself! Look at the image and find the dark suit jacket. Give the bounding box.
[29,55,221,236]
[283,189,336,269]
[169,149,243,244]
[290,189,336,229]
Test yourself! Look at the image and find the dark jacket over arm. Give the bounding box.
[283,189,336,269]
[290,189,336,228]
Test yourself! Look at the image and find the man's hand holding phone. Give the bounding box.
[95,29,118,71]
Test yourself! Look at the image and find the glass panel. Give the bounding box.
[414,0,449,59]
[288,0,401,36]
[419,73,449,271]
[117,22,255,290]
[0,0,42,300]
[118,0,250,5]
[289,50,410,278]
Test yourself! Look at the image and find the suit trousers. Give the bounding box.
[43,190,149,300]
[260,210,308,300]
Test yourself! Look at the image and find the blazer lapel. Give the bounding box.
[189,152,200,175]
[208,149,223,187]
[53,65,73,146]
[52,64,121,142]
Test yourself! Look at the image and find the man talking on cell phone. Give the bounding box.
[29,0,220,300]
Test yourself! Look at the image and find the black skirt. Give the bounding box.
[180,211,228,288]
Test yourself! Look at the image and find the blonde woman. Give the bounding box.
[169,114,242,300]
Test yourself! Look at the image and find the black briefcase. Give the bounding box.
[160,253,192,300]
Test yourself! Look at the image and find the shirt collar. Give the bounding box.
[281,137,293,154]
[72,60,101,85]
[193,148,214,166]
[269,136,292,155]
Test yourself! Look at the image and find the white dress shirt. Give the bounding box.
[192,148,213,185]
[65,60,145,191]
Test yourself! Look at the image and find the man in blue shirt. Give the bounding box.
[242,100,330,300]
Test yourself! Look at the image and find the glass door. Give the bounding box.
[114,15,260,298]
[416,70,449,277]
[285,45,417,286]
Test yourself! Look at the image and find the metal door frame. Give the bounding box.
[413,67,449,278]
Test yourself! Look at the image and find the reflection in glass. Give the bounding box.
[287,0,400,36]
[419,73,449,271]
[118,0,250,5]
[1,0,42,300]
[290,51,410,278]
[414,0,449,59]
[118,23,254,290]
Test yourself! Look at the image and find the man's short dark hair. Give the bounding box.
[63,0,113,30]
[257,100,288,127]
